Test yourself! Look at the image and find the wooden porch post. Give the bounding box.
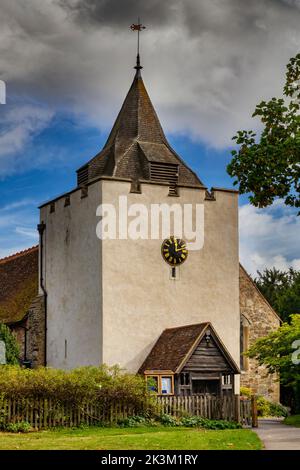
[251,395,258,428]
[234,394,240,423]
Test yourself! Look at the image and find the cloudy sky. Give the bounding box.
[0,0,299,275]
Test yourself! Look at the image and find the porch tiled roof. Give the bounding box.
[139,322,240,375]
[139,323,209,374]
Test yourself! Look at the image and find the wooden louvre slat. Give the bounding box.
[77,166,89,186]
[150,162,179,195]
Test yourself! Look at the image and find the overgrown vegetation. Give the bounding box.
[117,414,242,430]
[0,365,159,430]
[240,387,288,417]
[4,421,31,433]
[0,365,146,402]
[254,268,300,323]
[257,397,288,418]
[0,365,155,414]
[0,366,247,432]
[247,314,300,413]
[0,324,20,365]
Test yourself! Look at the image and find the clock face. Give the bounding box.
[161,236,188,266]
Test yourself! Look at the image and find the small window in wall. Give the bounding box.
[161,377,172,394]
[145,375,174,395]
[222,375,232,385]
[180,372,190,386]
[147,376,158,393]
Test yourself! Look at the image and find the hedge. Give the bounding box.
[0,365,155,412]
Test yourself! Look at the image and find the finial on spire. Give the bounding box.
[130,19,146,74]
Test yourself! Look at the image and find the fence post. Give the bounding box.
[251,395,258,428]
[234,394,240,423]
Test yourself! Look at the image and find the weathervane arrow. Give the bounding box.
[130,23,146,31]
[130,18,146,72]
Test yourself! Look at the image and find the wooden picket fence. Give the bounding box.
[157,395,252,424]
[0,395,253,430]
[0,398,139,429]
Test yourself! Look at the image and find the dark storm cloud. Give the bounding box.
[60,0,178,28]
[0,0,300,168]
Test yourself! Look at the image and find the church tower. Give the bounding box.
[39,52,240,396]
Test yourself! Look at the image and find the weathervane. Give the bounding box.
[130,18,146,71]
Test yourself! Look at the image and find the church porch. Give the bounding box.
[139,322,240,397]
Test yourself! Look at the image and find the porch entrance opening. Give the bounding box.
[192,378,219,395]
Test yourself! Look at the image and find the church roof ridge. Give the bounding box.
[0,245,38,266]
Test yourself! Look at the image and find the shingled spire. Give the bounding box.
[77,59,203,189]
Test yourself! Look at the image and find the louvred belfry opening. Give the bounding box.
[150,162,179,195]
[77,57,204,189]
[77,165,88,187]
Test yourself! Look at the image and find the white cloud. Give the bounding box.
[15,227,38,239]
[0,197,38,257]
[0,105,54,176]
[0,198,37,211]
[239,201,300,275]
[0,0,298,169]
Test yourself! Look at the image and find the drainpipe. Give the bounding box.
[37,222,47,366]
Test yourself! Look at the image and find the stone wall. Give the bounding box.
[11,325,26,361]
[27,295,45,368]
[239,265,280,402]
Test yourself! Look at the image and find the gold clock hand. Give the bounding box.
[175,246,186,252]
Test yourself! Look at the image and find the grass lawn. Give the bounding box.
[284,415,300,427]
[0,426,261,450]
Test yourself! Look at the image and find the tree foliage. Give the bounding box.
[0,324,20,365]
[247,314,300,384]
[227,53,300,212]
[247,314,300,411]
[255,268,300,322]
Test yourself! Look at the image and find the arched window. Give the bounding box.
[240,315,251,371]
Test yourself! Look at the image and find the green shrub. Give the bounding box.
[180,416,200,427]
[257,396,270,416]
[240,387,252,398]
[240,387,287,417]
[180,416,242,430]
[117,415,158,428]
[5,421,31,433]
[269,402,288,417]
[256,396,288,417]
[0,366,159,429]
[0,365,158,420]
[0,324,20,365]
[159,414,181,427]
[158,414,242,429]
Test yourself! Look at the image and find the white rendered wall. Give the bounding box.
[101,181,240,387]
[41,178,240,393]
[40,183,103,369]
